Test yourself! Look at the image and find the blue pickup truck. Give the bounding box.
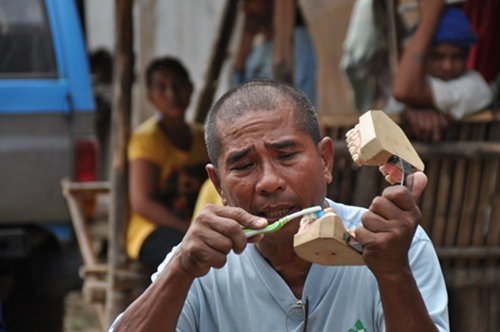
[0,0,102,330]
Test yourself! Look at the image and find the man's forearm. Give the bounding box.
[377,268,439,332]
[111,258,195,332]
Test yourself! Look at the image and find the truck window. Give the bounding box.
[0,0,57,79]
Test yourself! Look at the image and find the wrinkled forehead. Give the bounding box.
[215,105,297,135]
[215,106,298,146]
[217,100,297,123]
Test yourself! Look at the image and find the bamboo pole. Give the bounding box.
[386,0,402,75]
[193,0,239,125]
[105,0,134,328]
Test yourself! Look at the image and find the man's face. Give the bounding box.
[207,106,333,240]
[426,43,468,81]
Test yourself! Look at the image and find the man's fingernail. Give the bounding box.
[257,218,267,226]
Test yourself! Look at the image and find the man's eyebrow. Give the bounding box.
[266,140,298,150]
[226,148,251,167]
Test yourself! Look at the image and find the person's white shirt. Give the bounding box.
[385,70,493,119]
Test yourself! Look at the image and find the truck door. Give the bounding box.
[0,0,96,226]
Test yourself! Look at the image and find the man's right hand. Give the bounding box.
[173,204,267,278]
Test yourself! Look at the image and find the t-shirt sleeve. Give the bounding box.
[128,131,165,165]
[407,228,450,331]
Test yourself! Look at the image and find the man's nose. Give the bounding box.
[255,162,286,195]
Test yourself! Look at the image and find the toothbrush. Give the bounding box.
[244,206,324,238]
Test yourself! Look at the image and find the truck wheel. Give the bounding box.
[2,231,83,332]
[3,259,65,332]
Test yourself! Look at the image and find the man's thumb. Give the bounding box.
[409,171,428,201]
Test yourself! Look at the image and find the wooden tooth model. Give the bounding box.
[346,110,424,174]
[294,110,424,265]
[294,208,364,266]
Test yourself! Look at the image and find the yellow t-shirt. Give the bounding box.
[191,178,223,224]
[126,116,209,259]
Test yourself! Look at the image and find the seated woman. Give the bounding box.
[127,57,209,270]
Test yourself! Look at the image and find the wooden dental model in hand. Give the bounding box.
[294,110,424,266]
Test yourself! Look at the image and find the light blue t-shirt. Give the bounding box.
[145,200,449,332]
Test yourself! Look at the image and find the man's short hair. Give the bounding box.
[205,79,321,167]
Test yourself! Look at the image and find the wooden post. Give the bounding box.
[299,0,357,115]
[272,0,295,83]
[105,0,134,328]
[193,0,239,126]
[386,0,402,75]
[135,0,156,128]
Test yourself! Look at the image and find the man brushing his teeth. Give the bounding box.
[111,80,448,332]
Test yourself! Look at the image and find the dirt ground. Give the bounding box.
[63,290,102,332]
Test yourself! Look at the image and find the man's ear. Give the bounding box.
[318,137,334,184]
[206,164,227,206]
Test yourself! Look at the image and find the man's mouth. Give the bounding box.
[261,208,293,221]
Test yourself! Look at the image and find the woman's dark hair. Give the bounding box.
[145,56,191,89]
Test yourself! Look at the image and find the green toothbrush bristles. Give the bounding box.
[244,206,323,238]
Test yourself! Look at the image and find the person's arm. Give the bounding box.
[234,13,260,80]
[392,0,445,108]
[356,172,441,331]
[111,204,267,331]
[110,254,195,331]
[234,27,256,76]
[234,7,274,83]
[129,159,189,233]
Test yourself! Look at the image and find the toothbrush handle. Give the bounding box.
[243,223,281,238]
[244,229,265,238]
[243,206,322,238]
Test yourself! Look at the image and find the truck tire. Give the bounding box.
[3,271,64,332]
[2,229,83,332]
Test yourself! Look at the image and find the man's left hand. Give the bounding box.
[355,172,428,277]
